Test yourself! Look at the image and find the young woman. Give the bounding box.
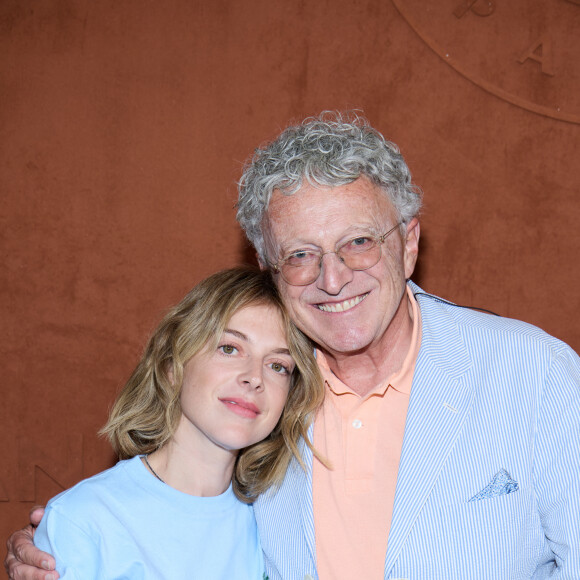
[33,267,324,579]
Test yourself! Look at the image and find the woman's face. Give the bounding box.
[175,303,295,457]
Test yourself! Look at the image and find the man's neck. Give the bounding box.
[320,292,416,397]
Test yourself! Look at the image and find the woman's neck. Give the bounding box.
[143,433,238,497]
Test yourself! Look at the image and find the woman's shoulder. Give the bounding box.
[45,456,141,516]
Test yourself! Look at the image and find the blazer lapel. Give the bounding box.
[384,293,474,576]
[300,424,318,570]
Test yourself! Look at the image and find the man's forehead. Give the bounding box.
[263,183,395,252]
[268,178,393,216]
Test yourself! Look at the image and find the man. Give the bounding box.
[6,112,580,579]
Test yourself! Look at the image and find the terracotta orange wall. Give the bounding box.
[2,0,579,545]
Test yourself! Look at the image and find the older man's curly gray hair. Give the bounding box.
[236,111,423,262]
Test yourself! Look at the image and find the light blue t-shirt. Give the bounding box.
[35,456,265,579]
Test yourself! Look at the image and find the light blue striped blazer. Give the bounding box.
[254,283,580,579]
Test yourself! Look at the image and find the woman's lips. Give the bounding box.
[219,397,261,419]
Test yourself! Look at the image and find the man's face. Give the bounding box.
[261,177,420,358]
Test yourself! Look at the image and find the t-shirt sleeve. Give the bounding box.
[35,504,102,580]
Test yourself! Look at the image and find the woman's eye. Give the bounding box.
[219,344,238,355]
[270,362,290,375]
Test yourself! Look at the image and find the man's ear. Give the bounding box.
[257,253,268,271]
[403,217,420,279]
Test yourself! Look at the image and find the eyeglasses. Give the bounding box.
[270,223,402,286]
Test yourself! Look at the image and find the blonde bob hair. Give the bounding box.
[101,267,324,502]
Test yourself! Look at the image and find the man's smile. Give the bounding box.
[315,292,369,313]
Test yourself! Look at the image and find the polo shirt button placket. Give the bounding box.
[352,418,363,429]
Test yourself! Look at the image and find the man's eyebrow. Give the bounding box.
[281,225,380,249]
[345,224,382,236]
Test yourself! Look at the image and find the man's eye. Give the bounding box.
[219,344,238,355]
[285,250,318,266]
[343,237,374,253]
[352,237,372,246]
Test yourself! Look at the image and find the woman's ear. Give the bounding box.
[166,361,175,385]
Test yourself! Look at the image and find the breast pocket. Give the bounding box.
[438,490,542,579]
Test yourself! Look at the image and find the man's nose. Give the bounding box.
[316,252,354,295]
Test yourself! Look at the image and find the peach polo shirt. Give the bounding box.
[312,288,422,579]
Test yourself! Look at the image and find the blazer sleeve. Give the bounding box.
[533,346,580,576]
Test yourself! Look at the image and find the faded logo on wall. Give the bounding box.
[392,0,580,124]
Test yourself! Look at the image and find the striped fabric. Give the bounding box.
[253,283,580,579]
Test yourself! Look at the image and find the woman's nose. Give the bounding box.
[239,362,263,390]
